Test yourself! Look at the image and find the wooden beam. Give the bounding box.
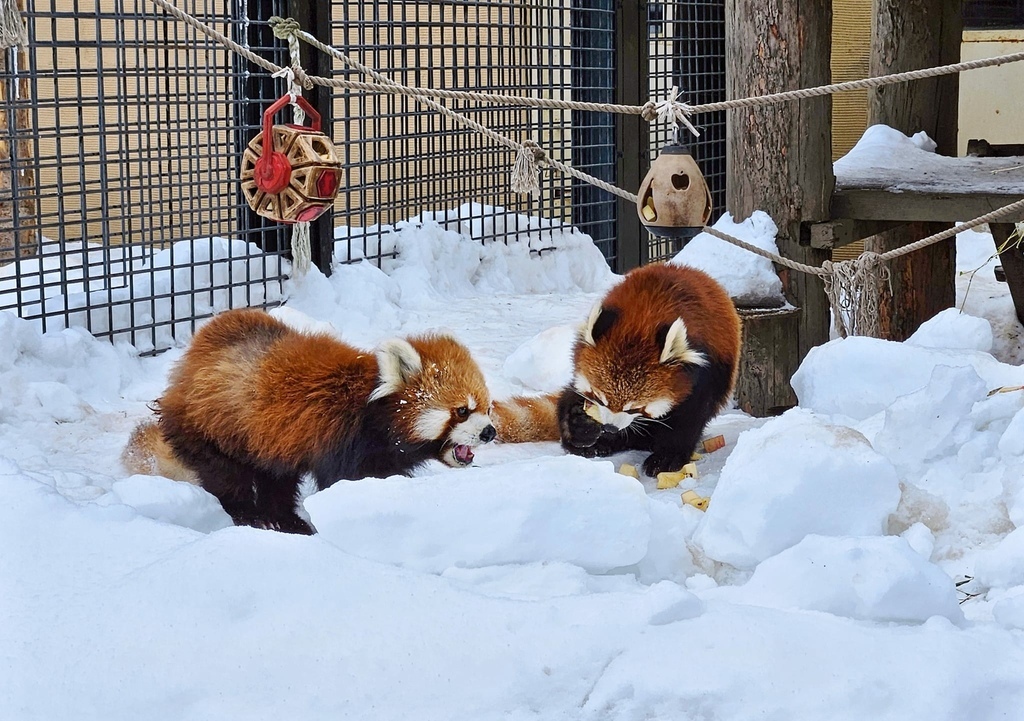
[726,0,833,365]
[832,189,1024,223]
[809,219,903,249]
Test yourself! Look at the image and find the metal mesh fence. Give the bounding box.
[646,0,726,262]
[0,0,289,352]
[0,0,726,351]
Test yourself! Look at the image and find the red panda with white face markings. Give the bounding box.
[492,262,741,477]
[122,308,496,534]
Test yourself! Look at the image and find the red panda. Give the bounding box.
[493,262,741,477]
[123,308,496,534]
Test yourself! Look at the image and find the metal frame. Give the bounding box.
[0,0,727,351]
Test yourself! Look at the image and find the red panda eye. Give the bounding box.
[455,406,470,419]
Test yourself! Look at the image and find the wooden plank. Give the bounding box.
[726,0,833,363]
[809,218,902,248]
[992,223,1024,326]
[831,188,1024,223]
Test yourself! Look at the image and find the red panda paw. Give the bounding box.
[642,452,689,479]
[562,404,604,449]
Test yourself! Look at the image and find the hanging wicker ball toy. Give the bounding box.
[240,93,342,224]
[636,142,712,240]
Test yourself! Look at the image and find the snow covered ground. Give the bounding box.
[3,202,1024,720]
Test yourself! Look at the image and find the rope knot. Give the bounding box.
[822,251,891,338]
[511,139,547,196]
[652,86,700,138]
[640,100,659,122]
[269,16,302,40]
[291,64,313,89]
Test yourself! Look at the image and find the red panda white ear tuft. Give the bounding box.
[659,318,708,366]
[370,338,423,401]
[580,302,603,346]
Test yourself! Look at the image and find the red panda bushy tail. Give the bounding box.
[491,392,561,443]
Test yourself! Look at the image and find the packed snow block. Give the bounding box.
[792,336,1023,422]
[692,409,901,570]
[906,309,994,353]
[873,365,987,469]
[111,475,233,534]
[717,535,963,624]
[974,527,1024,590]
[305,456,652,573]
[502,324,576,392]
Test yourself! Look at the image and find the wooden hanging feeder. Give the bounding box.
[240,94,342,224]
[636,143,712,240]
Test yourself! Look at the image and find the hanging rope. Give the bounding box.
[270,18,311,274]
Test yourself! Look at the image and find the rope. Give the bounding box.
[271,17,311,274]
[0,0,26,49]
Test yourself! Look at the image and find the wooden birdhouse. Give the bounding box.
[636,144,712,239]
[240,94,342,224]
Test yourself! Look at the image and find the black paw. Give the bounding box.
[642,453,688,478]
[562,403,603,449]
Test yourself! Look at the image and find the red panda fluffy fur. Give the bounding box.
[493,263,741,477]
[124,309,496,534]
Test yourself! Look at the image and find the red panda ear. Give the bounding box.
[580,303,619,346]
[370,338,423,401]
[658,318,708,366]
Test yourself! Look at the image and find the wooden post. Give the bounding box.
[726,0,834,414]
[865,0,961,341]
[0,5,36,264]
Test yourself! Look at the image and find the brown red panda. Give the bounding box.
[123,308,496,534]
[493,262,741,477]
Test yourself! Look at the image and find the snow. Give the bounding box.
[306,456,652,574]
[834,123,1024,195]
[693,408,901,570]
[673,209,787,307]
[4,204,1024,719]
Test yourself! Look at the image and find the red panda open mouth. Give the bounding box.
[452,444,475,465]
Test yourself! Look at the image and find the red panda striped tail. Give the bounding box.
[491,393,561,443]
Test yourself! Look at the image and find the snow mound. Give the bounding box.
[306,456,652,573]
[872,364,988,471]
[3,237,285,353]
[792,336,1024,422]
[333,203,615,298]
[693,409,901,570]
[975,527,1024,590]
[907,309,994,353]
[672,210,785,307]
[714,535,963,624]
[108,475,233,533]
[0,312,139,423]
[501,324,577,392]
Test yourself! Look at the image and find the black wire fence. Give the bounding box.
[0,0,726,351]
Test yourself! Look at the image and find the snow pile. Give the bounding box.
[0,312,141,423]
[501,324,577,392]
[334,203,615,298]
[673,210,786,307]
[907,308,994,352]
[692,408,901,570]
[835,124,1024,195]
[957,228,1024,365]
[2,237,286,353]
[7,210,1024,719]
[711,534,963,623]
[306,456,651,574]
